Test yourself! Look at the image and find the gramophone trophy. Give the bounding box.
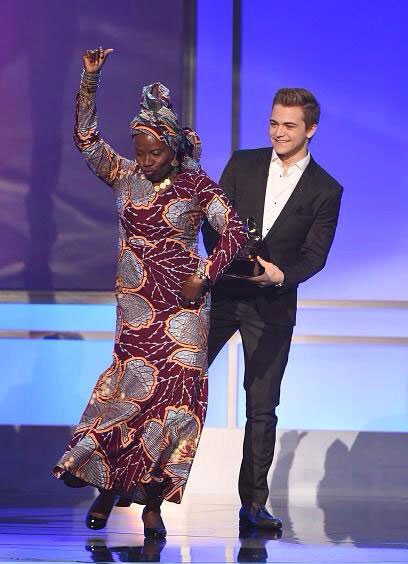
[224,217,264,278]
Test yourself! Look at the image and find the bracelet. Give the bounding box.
[194,269,207,280]
[194,269,211,295]
[80,70,101,93]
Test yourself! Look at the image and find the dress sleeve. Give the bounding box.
[195,173,247,284]
[74,71,130,188]
[201,151,238,256]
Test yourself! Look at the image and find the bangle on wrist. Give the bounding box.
[194,269,210,294]
[194,269,206,280]
[80,70,101,93]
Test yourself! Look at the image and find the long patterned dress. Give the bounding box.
[52,74,246,504]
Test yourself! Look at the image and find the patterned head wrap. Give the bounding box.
[130,82,201,172]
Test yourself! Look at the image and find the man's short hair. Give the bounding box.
[273,88,320,129]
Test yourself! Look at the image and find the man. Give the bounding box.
[202,88,343,529]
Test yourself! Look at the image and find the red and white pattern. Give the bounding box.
[53,75,246,504]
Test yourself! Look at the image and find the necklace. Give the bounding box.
[152,176,172,192]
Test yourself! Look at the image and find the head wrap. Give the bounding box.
[130,82,201,172]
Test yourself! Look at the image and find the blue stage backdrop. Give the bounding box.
[0,0,184,291]
[194,0,408,434]
[198,0,408,301]
[237,0,408,301]
[0,1,407,435]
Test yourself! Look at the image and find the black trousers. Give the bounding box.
[207,298,293,505]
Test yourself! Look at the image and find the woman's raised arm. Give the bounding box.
[74,48,131,188]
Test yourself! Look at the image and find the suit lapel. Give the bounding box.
[262,157,317,242]
[247,148,272,233]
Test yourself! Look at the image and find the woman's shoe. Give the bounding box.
[142,506,167,538]
[86,491,119,530]
[86,513,108,531]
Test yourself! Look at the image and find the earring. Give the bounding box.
[171,157,179,168]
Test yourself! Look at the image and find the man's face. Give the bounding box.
[269,104,316,160]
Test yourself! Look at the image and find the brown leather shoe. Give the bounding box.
[239,503,282,529]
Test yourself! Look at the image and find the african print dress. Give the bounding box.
[52,74,246,504]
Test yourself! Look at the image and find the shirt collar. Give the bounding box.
[271,149,311,172]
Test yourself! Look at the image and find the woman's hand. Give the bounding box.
[181,275,206,309]
[82,47,114,74]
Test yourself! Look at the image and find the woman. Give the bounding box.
[52,47,247,536]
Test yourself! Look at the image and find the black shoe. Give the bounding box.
[142,507,167,538]
[86,492,119,530]
[239,503,282,530]
[86,514,108,531]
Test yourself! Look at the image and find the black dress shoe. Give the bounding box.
[239,503,282,529]
[142,507,167,538]
[86,492,119,530]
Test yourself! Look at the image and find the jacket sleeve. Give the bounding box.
[195,173,247,284]
[280,187,343,287]
[74,71,130,188]
[218,151,238,203]
[201,152,239,255]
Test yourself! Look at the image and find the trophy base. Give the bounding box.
[223,259,264,279]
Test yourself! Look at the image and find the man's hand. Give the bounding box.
[248,256,284,287]
[82,47,114,74]
[181,274,206,308]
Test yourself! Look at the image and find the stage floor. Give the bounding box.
[0,494,407,563]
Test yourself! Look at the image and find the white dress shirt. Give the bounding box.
[262,150,311,238]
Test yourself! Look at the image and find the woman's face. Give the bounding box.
[134,133,174,182]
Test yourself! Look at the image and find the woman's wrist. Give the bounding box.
[193,271,210,295]
[80,70,101,93]
[194,263,210,281]
[192,274,205,285]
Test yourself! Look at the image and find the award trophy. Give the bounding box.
[224,217,264,278]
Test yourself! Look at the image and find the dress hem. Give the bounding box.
[52,466,183,505]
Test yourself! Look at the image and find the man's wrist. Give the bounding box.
[274,270,284,287]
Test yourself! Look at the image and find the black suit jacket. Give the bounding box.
[202,148,343,325]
